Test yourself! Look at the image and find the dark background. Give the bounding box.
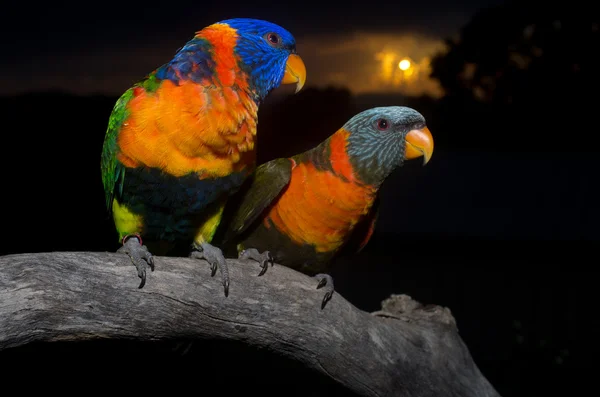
[0,1,597,395]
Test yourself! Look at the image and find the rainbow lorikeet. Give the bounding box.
[100,18,306,294]
[219,106,433,307]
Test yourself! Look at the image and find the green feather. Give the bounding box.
[226,158,293,237]
[100,88,134,211]
[141,73,161,93]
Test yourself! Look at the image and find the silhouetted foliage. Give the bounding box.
[431,1,598,105]
[429,1,599,150]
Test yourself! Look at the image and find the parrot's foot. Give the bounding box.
[238,248,274,276]
[190,243,230,297]
[117,234,155,289]
[315,273,335,309]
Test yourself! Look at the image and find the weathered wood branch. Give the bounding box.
[0,251,500,397]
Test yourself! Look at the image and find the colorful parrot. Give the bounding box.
[220,106,433,308]
[100,18,306,295]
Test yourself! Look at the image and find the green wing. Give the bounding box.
[226,157,293,237]
[100,88,135,212]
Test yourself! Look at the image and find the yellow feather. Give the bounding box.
[112,199,143,240]
[193,200,226,245]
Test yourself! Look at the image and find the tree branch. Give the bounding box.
[0,251,500,397]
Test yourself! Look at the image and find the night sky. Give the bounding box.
[1,1,596,396]
[2,0,502,96]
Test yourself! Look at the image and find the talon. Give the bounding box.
[148,254,155,271]
[138,276,146,289]
[117,234,154,289]
[190,243,230,297]
[314,273,335,310]
[238,248,274,276]
[224,279,230,297]
[316,278,327,289]
[322,291,333,309]
[258,262,269,277]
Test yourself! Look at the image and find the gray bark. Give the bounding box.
[0,251,500,397]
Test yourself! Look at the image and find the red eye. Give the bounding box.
[376,118,390,131]
[266,33,280,45]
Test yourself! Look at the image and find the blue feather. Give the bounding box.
[222,18,297,100]
[155,37,216,84]
[150,18,296,100]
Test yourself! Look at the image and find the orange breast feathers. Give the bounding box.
[265,129,378,253]
[116,24,258,178]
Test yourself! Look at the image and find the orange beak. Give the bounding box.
[404,126,434,165]
[281,54,306,93]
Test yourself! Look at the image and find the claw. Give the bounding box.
[224,279,230,297]
[258,263,268,277]
[238,248,274,276]
[316,277,327,289]
[190,243,230,297]
[321,290,334,309]
[138,273,145,289]
[117,234,154,289]
[314,273,335,309]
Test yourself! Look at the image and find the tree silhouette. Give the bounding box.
[428,1,598,149]
[431,1,598,107]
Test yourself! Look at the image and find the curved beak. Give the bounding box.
[404,126,434,165]
[281,54,306,93]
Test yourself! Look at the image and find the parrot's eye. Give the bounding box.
[265,33,281,46]
[376,118,390,131]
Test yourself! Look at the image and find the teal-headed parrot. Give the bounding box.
[220,106,434,307]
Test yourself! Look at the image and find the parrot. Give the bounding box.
[100,18,307,295]
[219,106,434,308]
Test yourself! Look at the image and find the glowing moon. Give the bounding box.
[398,59,411,70]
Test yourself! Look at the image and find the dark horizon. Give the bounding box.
[2,0,505,97]
[1,1,597,396]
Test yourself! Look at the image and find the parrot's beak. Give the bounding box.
[404,126,434,165]
[281,54,306,93]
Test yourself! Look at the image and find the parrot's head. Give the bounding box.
[219,18,306,101]
[343,106,434,185]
